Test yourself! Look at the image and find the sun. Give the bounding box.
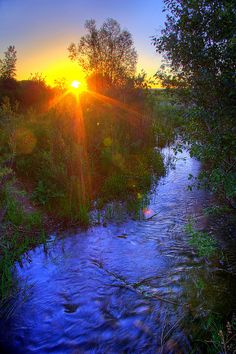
[71,80,81,89]
[70,80,87,93]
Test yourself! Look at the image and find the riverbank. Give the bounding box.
[0,90,170,300]
[0,145,165,300]
[0,146,235,353]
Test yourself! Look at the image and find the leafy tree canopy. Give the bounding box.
[153,0,236,204]
[68,18,138,89]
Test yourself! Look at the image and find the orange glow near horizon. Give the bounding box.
[16,52,87,87]
[15,47,161,88]
[16,52,161,88]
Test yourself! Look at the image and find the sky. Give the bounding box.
[0,0,166,86]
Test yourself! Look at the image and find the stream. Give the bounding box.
[1,147,236,353]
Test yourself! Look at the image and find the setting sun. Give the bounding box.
[71,80,81,89]
[70,79,87,92]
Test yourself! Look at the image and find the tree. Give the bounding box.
[68,18,138,89]
[0,46,17,80]
[152,0,236,204]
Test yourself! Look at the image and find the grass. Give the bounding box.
[190,313,236,354]
[0,228,46,301]
[5,197,24,226]
[0,89,172,225]
[184,219,217,258]
[77,204,90,226]
[0,182,47,301]
[203,205,232,216]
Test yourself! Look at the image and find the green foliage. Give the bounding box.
[0,181,46,300]
[102,173,127,199]
[25,211,43,229]
[0,24,180,227]
[0,182,43,229]
[190,313,236,354]
[77,204,90,227]
[0,167,13,179]
[203,205,232,216]
[5,196,24,226]
[0,229,46,300]
[153,0,236,205]
[100,147,164,204]
[0,183,23,226]
[184,219,217,257]
[127,193,150,219]
[152,90,183,146]
[0,91,169,225]
[68,18,137,90]
[32,180,64,206]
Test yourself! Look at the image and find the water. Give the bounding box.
[1,147,236,353]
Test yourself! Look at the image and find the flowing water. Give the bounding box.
[1,147,236,353]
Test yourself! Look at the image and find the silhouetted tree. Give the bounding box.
[68,18,137,90]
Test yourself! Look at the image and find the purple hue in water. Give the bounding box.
[1,147,235,353]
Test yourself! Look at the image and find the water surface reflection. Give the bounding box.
[1,147,236,353]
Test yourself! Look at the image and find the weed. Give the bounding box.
[0,182,46,301]
[77,204,90,227]
[96,210,101,224]
[191,314,236,354]
[127,193,150,219]
[203,205,232,216]
[0,228,46,301]
[5,197,24,226]
[1,184,24,226]
[25,211,43,229]
[184,219,217,257]
[102,174,127,200]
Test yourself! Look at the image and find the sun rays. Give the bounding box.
[48,80,144,123]
[46,82,146,205]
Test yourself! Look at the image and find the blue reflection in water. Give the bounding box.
[1,147,235,353]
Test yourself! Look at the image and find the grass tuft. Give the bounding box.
[184,219,217,258]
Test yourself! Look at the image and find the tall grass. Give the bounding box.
[0,90,175,223]
[0,182,46,300]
